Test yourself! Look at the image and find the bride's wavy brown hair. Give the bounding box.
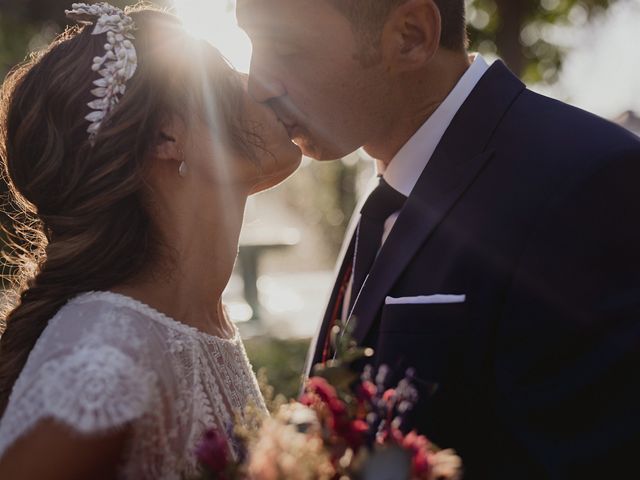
[0,4,256,416]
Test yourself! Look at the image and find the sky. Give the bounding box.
[551,0,640,118]
[172,0,640,119]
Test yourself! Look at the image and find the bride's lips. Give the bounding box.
[277,117,302,139]
[283,122,299,139]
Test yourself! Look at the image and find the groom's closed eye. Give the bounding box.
[252,39,302,62]
[251,32,299,49]
[272,42,299,57]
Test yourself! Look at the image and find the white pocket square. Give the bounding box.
[385,294,466,305]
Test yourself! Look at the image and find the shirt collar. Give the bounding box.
[380,54,490,197]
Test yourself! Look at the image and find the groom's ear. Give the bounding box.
[381,0,441,73]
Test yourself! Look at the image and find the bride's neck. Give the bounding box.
[113,185,248,339]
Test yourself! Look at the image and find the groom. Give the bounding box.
[238,0,640,478]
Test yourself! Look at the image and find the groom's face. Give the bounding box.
[238,0,391,160]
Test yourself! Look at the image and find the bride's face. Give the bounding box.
[240,78,303,194]
[183,71,302,195]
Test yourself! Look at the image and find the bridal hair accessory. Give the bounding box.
[65,3,138,144]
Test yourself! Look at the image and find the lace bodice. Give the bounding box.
[0,291,267,479]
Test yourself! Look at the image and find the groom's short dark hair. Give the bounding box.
[329,0,466,58]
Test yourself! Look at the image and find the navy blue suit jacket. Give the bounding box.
[306,61,640,479]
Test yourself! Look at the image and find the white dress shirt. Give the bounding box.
[341,54,491,321]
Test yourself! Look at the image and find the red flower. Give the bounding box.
[356,381,377,404]
[333,417,370,452]
[195,428,231,474]
[377,425,404,445]
[402,431,433,477]
[302,377,347,418]
[305,377,338,402]
[303,377,370,452]
[382,388,397,403]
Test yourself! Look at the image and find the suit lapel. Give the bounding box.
[305,176,379,372]
[306,231,355,369]
[349,61,526,344]
[349,149,495,342]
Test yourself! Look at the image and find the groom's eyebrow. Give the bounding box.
[237,3,303,39]
[240,21,301,43]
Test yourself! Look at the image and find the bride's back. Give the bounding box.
[0,290,265,478]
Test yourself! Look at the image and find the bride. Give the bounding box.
[0,2,301,479]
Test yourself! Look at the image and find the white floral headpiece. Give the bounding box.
[65,2,138,144]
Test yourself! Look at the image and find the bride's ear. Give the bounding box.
[154,131,180,161]
[151,117,185,164]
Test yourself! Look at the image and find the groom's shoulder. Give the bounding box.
[489,87,640,185]
[479,85,640,203]
[505,88,640,157]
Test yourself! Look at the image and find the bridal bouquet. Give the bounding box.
[190,327,462,480]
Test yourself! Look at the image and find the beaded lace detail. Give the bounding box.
[0,291,266,479]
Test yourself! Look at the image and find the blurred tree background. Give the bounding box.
[466,0,615,83]
[0,0,625,398]
[0,0,618,88]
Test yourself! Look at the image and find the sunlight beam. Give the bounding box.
[172,0,252,72]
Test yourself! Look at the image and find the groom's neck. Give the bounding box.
[364,50,471,166]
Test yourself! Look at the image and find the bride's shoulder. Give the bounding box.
[0,292,164,456]
[48,290,162,350]
[23,290,164,386]
[20,290,167,385]
[56,290,152,323]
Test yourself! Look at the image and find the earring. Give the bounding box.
[178,161,188,178]
[177,146,187,177]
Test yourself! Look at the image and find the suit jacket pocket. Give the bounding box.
[378,302,467,335]
[375,303,468,396]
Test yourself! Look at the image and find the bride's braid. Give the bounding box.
[0,5,256,416]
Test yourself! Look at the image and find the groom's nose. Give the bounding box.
[247,62,286,103]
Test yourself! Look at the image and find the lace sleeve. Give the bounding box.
[0,341,158,459]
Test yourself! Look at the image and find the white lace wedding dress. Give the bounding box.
[0,291,267,479]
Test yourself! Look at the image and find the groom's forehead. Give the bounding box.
[237,0,328,29]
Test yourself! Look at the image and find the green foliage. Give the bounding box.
[243,336,311,400]
[310,321,374,397]
[467,0,616,82]
[0,0,171,77]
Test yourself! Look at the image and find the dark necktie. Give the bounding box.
[350,177,407,311]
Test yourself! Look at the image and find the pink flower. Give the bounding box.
[195,428,231,474]
[248,419,335,480]
[428,449,463,480]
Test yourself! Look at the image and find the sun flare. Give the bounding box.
[171,0,252,72]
